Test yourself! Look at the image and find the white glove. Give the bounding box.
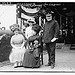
[51,37,57,42]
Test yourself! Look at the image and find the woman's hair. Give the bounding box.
[12,28,20,33]
[32,25,41,34]
[10,24,20,32]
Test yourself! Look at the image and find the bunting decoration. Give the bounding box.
[17,4,40,22]
[16,3,58,30]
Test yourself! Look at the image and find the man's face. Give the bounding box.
[46,13,52,21]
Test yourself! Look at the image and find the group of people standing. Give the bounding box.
[9,11,59,69]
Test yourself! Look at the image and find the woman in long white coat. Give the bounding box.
[9,27,26,68]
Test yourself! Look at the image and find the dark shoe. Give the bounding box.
[19,65,23,67]
[13,63,18,68]
[14,66,18,68]
[51,64,55,69]
[45,63,51,66]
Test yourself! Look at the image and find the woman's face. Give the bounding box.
[14,30,19,35]
[29,23,33,26]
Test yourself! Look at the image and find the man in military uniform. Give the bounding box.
[43,11,59,69]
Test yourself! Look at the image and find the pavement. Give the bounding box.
[0,43,75,72]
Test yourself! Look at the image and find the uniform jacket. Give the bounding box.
[43,20,59,43]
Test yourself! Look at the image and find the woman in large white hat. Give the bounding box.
[23,19,42,68]
[25,19,36,39]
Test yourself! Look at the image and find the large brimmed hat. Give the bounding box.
[27,19,36,24]
[10,24,20,32]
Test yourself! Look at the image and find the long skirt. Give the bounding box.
[9,47,26,63]
[23,48,40,68]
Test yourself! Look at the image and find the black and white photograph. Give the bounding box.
[0,1,75,73]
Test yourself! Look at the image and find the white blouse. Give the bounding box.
[25,26,36,39]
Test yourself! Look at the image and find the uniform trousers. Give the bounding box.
[45,42,56,65]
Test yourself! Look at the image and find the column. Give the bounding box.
[16,4,22,29]
[39,16,41,26]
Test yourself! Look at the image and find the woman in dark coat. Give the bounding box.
[23,23,41,68]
